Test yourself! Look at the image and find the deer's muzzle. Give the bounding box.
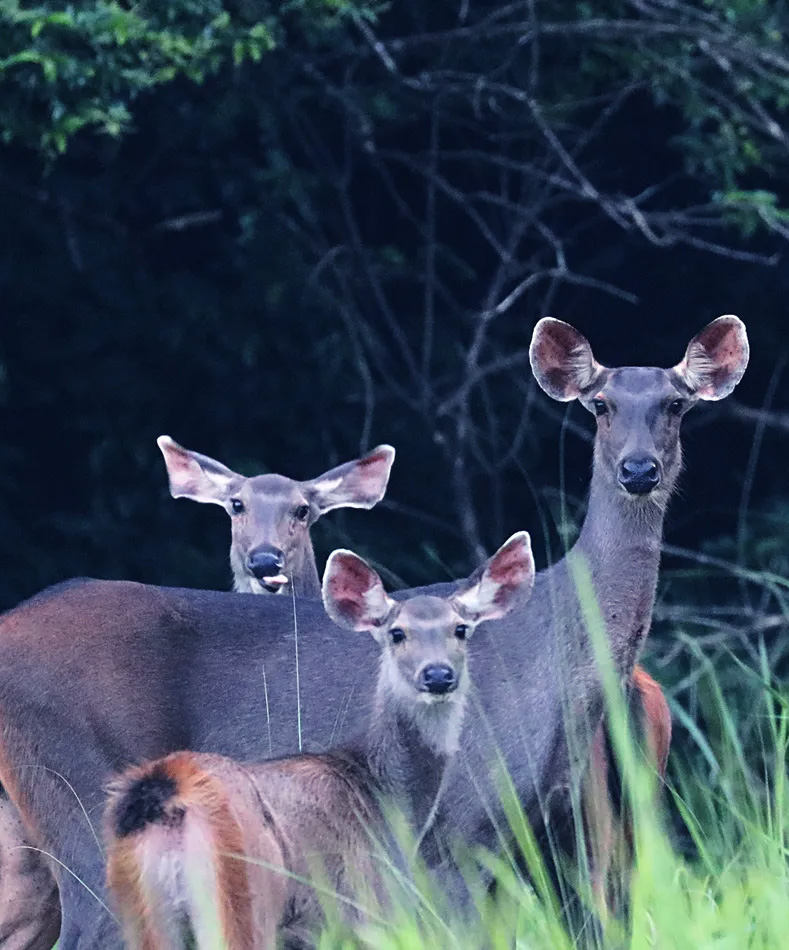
[618,456,661,495]
[420,664,457,695]
[247,547,286,582]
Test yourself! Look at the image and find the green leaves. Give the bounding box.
[0,0,373,154]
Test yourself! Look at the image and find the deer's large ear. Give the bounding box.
[304,445,395,516]
[322,550,395,634]
[529,318,606,402]
[157,436,241,506]
[673,315,749,401]
[453,532,535,624]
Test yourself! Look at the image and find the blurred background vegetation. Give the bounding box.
[2,0,789,866]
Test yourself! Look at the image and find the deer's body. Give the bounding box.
[107,749,384,949]
[0,529,655,947]
[0,318,747,949]
[104,539,534,949]
[105,722,441,948]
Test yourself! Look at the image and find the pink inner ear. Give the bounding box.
[166,453,201,492]
[701,326,745,368]
[698,319,738,355]
[353,448,391,495]
[533,322,583,373]
[531,320,601,400]
[329,594,367,626]
[488,542,532,608]
[326,555,375,622]
[174,456,197,477]
[690,319,748,396]
[361,447,390,468]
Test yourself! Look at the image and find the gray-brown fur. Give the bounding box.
[104,536,535,948]
[0,318,748,948]
[158,436,395,597]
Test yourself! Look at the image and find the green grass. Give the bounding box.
[312,693,789,949]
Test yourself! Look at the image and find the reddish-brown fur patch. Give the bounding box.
[632,666,671,779]
[106,753,257,949]
[583,666,671,917]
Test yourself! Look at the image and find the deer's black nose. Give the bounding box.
[618,457,660,495]
[247,547,285,580]
[421,664,457,695]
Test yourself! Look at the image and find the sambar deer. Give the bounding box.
[0,316,748,949]
[105,534,535,949]
[158,436,395,596]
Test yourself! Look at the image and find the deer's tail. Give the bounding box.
[633,666,672,780]
[105,752,255,950]
[584,666,672,918]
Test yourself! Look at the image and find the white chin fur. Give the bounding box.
[417,691,456,705]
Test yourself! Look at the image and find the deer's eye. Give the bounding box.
[592,398,608,417]
[454,624,469,641]
[668,398,685,416]
[295,504,310,521]
[230,499,245,514]
[389,628,406,645]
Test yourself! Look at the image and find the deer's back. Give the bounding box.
[0,581,377,866]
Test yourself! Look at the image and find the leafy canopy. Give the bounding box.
[0,0,376,152]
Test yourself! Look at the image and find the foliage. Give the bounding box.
[0,0,375,152]
[0,1,787,590]
[0,0,787,595]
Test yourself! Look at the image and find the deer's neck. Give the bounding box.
[290,545,321,599]
[567,457,666,670]
[362,673,465,833]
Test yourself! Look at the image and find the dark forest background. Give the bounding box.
[2,2,789,776]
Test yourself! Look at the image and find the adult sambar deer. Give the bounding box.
[0,316,748,949]
[158,436,395,596]
[104,534,534,949]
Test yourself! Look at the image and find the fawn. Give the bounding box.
[104,533,535,948]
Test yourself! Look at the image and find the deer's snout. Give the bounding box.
[618,456,661,495]
[247,547,286,581]
[420,663,457,695]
